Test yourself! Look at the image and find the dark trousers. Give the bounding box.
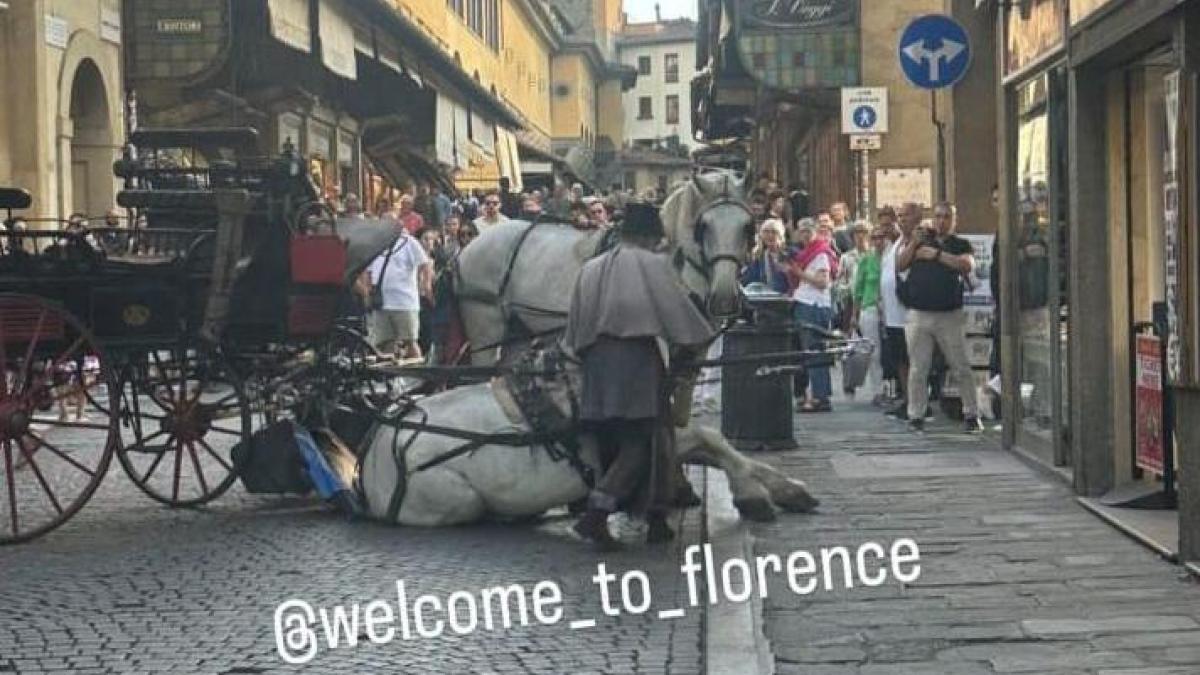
[586,418,669,516]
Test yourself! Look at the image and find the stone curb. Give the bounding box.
[699,466,775,675]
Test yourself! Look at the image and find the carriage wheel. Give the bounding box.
[115,347,250,507]
[0,294,117,544]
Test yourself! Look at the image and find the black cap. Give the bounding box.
[620,202,664,238]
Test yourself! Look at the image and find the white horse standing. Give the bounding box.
[453,170,754,365]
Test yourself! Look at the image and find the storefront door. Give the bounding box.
[1012,68,1071,464]
[1119,53,1179,497]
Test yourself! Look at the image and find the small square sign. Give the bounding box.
[842,87,888,134]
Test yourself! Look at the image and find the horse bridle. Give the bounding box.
[681,197,756,281]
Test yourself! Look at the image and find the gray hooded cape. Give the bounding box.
[563,245,715,358]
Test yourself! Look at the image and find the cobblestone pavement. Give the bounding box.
[0,421,703,674]
[750,394,1200,675]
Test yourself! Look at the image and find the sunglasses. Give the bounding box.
[485,201,500,206]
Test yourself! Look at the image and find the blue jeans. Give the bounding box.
[795,302,833,402]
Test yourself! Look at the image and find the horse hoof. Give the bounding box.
[775,491,821,514]
[734,498,776,523]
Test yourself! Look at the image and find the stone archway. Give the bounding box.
[65,58,113,219]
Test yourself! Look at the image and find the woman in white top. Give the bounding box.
[790,221,839,412]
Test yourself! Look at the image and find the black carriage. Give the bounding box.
[0,128,388,543]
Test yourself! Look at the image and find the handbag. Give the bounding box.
[368,236,408,311]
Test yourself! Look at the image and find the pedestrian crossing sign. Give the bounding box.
[841,87,888,134]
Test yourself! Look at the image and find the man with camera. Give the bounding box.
[897,201,983,433]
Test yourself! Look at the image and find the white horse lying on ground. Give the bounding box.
[355,351,819,527]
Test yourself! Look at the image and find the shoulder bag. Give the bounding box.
[368,236,408,311]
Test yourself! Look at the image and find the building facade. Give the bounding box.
[0,0,125,223]
[694,0,997,231]
[122,0,524,208]
[986,0,1200,571]
[616,16,697,197]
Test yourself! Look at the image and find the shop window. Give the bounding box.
[666,95,680,125]
[638,97,652,120]
[278,112,303,154]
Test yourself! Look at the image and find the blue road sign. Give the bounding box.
[898,15,971,90]
[852,106,877,130]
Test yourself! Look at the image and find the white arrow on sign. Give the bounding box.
[902,38,965,84]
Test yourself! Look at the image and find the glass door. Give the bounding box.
[1013,68,1070,464]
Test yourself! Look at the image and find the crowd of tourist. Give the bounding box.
[739,177,983,434]
[346,179,634,363]
[355,173,984,434]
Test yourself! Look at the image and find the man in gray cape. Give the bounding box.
[563,202,715,550]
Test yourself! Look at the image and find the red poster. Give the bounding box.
[1135,335,1164,475]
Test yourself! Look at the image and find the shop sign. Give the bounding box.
[743,0,856,29]
[1163,71,1183,383]
[1003,0,1064,77]
[100,7,122,45]
[1135,334,1164,475]
[44,15,68,49]
[735,0,860,92]
[156,18,203,35]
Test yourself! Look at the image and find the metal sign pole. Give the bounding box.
[858,149,871,221]
[932,88,947,202]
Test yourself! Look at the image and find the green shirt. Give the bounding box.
[853,251,882,309]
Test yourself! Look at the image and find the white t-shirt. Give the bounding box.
[792,254,833,308]
[367,234,431,312]
[880,238,909,328]
[473,214,509,230]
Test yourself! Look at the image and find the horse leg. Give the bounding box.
[397,468,487,527]
[745,456,820,513]
[677,425,776,522]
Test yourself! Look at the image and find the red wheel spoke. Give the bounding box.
[3,441,18,538]
[196,437,234,473]
[127,428,170,450]
[24,433,96,477]
[29,417,112,431]
[149,351,177,402]
[171,435,183,503]
[0,309,9,397]
[205,426,243,438]
[186,442,209,495]
[138,435,175,483]
[18,309,47,389]
[15,437,63,515]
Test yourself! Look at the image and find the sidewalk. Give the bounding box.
[747,392,1200,675]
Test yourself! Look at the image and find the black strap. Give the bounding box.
[374,235,409,288]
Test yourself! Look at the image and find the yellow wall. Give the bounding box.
[500,1,553,138]
[394,0,555,139]
[393,0,501,99]
[596,79,624,148]
[552,53,598,144]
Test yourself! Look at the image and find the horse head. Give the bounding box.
[665,169,754,320]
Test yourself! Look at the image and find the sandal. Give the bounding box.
[798,400,832,413]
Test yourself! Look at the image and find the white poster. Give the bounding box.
[875,167,932,209]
